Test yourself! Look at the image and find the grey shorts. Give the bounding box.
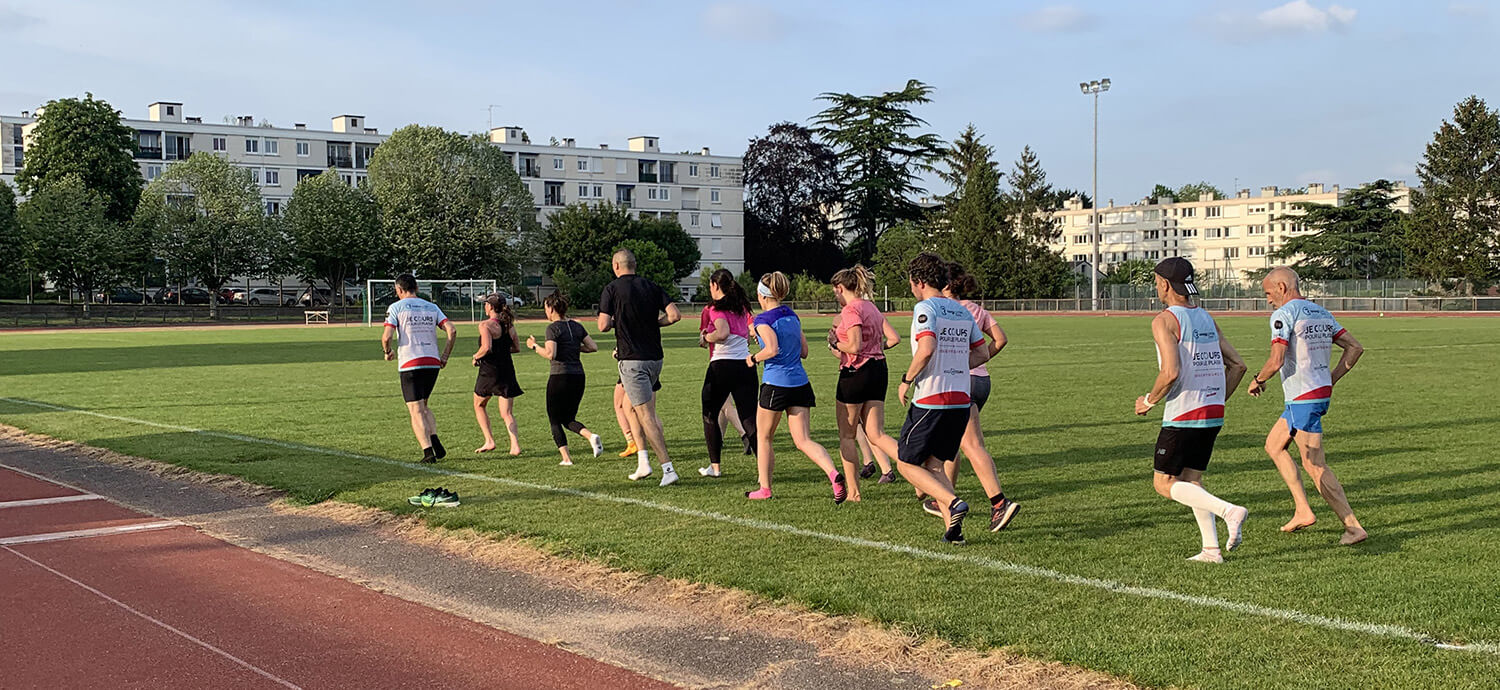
[619,359,663,407]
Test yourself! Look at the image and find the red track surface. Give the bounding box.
[0,467,676,689]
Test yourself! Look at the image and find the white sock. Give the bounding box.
[636,450,650,470]
[660,461,675,475]
[1169,481,1233,519]
[1192,507,1219,550]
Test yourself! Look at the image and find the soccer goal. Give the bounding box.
[364,279,498,325]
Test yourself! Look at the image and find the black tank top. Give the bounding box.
[479,320,518,380]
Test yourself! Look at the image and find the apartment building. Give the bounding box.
[4,101,744,295]
[486,126,745,294]
[1051,182,1413,283]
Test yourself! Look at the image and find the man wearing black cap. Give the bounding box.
[1134,257,1251,563]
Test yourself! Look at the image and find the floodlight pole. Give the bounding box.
[1081,78,1110,311]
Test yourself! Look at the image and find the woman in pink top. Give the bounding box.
[826,265,901,501]
[697,269,759,478]
[927,263,1020,532]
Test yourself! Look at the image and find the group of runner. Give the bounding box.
[381,250,1367,553]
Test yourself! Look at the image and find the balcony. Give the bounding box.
[544,195,565,207]
[519,166,540,178]
[328,155,354,169]
[638,172,657,183]
[680,200,700,210]
[660,173,675,184]
[137,146,163,160]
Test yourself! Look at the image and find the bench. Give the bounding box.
[304,310,330,325]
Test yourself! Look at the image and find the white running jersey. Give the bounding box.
[910,297,985,409]
[1270,299,1344,403]
[1157,306,1227,428]
[384,297,449,371]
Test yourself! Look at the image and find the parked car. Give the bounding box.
[296,288,355,307]
[233,287,295,306]
[94,287,151,304]
[494,290,525,307]
[156,287,213,305]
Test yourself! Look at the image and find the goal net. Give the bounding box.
[364,279,498,325]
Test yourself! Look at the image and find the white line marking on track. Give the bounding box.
[3,396,1497,656]
[2,544,302,689]
[0,494,103,509]
[0,521,184,545]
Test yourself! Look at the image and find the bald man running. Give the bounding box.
[599,248,683,486]
[1248,267,1368,545]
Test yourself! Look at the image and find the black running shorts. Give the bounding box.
[897,406,970,465]
[1153,426,1221,476]
[400,368,440,403]
[835,358,889,405]
[969,374,992,412]
[759,382,816,412]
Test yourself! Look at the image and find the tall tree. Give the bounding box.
[933,125,1015,297]
[872,221,931,295]
[741,122,844,277]
[1002,146,1073,298]
[635,214,702,284]
[16,94,142,224]
[19,175,126,306]
[1271,180,1409,280]
[814,79,945,262]
[366,125,537,280]
[1406,95,1500,293]
[542,202,633,305]
[284,170,381,306]
[615,238,677,295]
[1173,181,1225,203]
[133,152,272,317]
[0,182,17,271]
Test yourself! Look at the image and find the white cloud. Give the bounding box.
[700,2,786,42]
[1447,3,1489,19]
[1255,1,1357,33]
[1018,5,1099,33]
[0,7,40,33]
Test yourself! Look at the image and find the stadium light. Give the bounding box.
[1080,77,1111,310]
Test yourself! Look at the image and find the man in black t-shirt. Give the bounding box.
[598,248,683,486]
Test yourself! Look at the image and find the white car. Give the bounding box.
[233,287,295,306]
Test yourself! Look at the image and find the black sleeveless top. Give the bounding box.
[479,320,519,383]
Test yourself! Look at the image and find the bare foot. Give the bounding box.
[1281,514,1317,532]
[1339,527,1368,545]
[509,446,522,456]
[475,442,496,454]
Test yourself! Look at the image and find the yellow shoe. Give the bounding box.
[618,442,638,458]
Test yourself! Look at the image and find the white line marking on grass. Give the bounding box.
[0,521,183,545]
[3,396,1497,656]
[2,544,302,689]
[0,494,103,509]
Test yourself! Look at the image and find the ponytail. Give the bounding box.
[830,264,874,299]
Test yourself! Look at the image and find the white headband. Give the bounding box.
[757,282,774,298]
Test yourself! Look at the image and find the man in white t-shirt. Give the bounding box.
[381,274,458,463]
[1249,267,1367,545]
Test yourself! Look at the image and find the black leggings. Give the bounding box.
[702,359,759,464]
[547,373,587,448]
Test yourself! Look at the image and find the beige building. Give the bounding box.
[1051,182,1413,283]
[3,101,743,296]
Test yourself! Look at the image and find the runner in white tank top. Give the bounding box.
[1248,267,1368,545]
[1135,258,1250,563]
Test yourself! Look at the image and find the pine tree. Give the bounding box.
[1407,95,1500,293]
[1271,180,1408,280]
[1002,146,1072,298]
[933,125,1015,297]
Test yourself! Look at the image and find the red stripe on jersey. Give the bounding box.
[1171,404,1225,422]
[402,356,443,369]
[969,338,985,349]
[916,391,971,406]
[1294,386,1333,401]
[383,323,396,329]
[1333,328,1347,340]
[1271,337,1289,346]
[915,331,935,340]
[437,318,450,327]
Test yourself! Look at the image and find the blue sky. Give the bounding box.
[2,0,1495,201]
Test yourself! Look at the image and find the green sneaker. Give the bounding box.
[408,488,437,507]
[433,488,460,508]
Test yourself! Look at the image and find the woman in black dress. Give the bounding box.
[526,293,603,466]
[472,295,523,455]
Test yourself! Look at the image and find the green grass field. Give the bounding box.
[3,315,1499,689]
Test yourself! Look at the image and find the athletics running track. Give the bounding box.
[0,465,675,689]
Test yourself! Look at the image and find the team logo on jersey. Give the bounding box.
[917,313,928,324]
[1274,320,1284,329]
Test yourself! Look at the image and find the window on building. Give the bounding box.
[1073,254,1087,262]
[1181,207,1196,217]
[212,137,227,152]
[710,188,721,203]
[710,213,722,227]
[249,168,261,184]
[13,147,22,168]
[1206,206,1222,218]
[296,141,309,157]
[1205,227,1223,239]
[1181,228,1198,238]
[709,164,720,178]
[264,139,278,155]
[592,184,602,198]
[689,163,699,177]
[554,156,564,170]
[660,187,670,201]
[578,183,590,198]
[165,105,175,116]
[145,165,162,180]
[1248,224,1265,235]
[340,172,353,185]
[711,238,722,254]
[1148,250,1161,259]
[1249,246,1267,257]
[577,158,589,172]
[1225,247,1241,259]
[265,169,280,186]
[690,213,700,227]
[647,187,658,200]
[245,138,259,154]
[265,200,281,216]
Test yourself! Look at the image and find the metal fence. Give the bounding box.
[0,303,365,328]
[679,296,1500,315]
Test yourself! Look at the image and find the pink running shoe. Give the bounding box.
[745,487,773,500]
[831,473,848,505]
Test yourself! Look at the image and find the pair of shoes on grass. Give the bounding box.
[408,487,460,508]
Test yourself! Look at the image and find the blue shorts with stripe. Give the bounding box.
[1282,400,1330,435]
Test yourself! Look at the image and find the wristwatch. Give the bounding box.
[900,375,914,385]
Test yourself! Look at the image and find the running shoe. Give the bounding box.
[430,435,447,461]
[1187,550,1224,564]
[878,471,896,484]
[1224,505,1249,551]
[859,461,878,479]
[407,488,437,507]
[589,434,604,458]
[944,499,969,544]
[746,487,772,500]
[832,473,848,505]
[433,488,460,508]
[421,447,437,464]
[921,499,943,517]
[989,499,1021,532]
[698,466,722,478]
[618,442,639,458]
[741,433,755,456]
[659,469,679,487]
